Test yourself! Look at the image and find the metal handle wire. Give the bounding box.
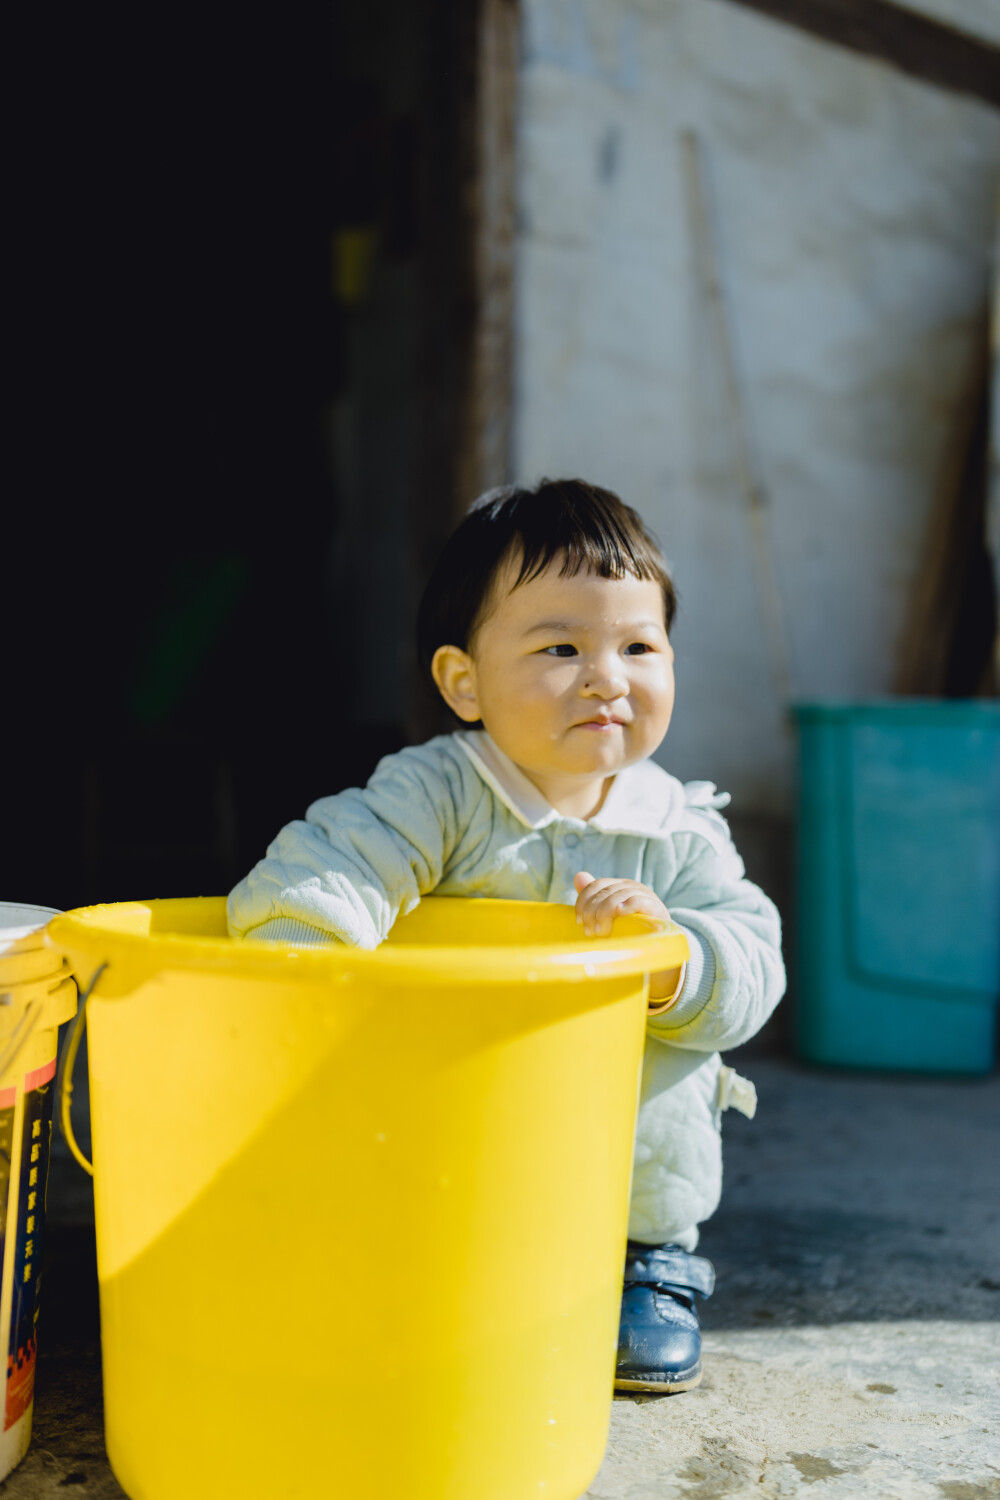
[56,962,107,1177]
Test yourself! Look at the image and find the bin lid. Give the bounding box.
[793,700,1000,727]
[0,902,63,955]
[0,900,62,960]
[0,902,69,992]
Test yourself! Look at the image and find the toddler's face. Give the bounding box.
[433,558,675,799]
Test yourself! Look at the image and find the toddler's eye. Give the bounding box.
[625,642,653,655]
[544,644,578,657]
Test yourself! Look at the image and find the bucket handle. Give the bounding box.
[0,995,44,1083]
[0,961,74,1081]
[56,963,107,1178]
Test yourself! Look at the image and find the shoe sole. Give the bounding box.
[614,1368,703,1394]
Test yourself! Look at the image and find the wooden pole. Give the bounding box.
[456,0,519,515]
[893,332,990,695]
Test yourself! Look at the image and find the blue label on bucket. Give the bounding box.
[5,1060,54,1431]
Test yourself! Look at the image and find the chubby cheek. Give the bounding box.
[633,675,675,736]
[509,664,576,714]
[482,673,560,736]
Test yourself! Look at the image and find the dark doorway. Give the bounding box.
[7,2,515,912]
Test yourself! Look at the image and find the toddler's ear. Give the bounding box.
[431,644,482,723]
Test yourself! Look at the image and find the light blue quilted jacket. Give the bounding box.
[228,731,785,1245]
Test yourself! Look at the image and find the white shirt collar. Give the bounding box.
[456,731,556,827]
[454,730,714,838]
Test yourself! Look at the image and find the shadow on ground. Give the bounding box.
[698,1056,999,1329]
[701,1204,1000,1327]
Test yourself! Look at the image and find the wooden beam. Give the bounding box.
[714,0,1000,109]
[414,0,517,542]
[894,327,991,694]
[456,0,519,515]
[408,0,519,741]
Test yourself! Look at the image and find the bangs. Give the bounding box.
[417,479,677,698]
[493,481,668,594]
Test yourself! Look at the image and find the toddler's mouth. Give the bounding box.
[575,716,627,731]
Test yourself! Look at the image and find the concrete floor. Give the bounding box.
[3,1054,997,1499]
[587,1058,1000,1500]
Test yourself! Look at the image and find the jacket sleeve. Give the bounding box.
[644,816,786,1053]
[226,740,469,947]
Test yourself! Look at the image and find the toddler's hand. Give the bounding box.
[573,871,670,938]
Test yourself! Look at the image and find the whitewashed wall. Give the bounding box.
[514,0,1000,814]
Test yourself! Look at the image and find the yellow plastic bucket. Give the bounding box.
[48,896,687,1500]
[0,904,77,1482]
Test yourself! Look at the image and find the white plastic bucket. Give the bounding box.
[0,904,77,1481]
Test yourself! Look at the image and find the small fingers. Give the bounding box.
[575,881,669,937]
[614,892,661,915]
[614,892,671,927]
[574,877,625,917]
[592,890,655,935]
[576,880,643,937]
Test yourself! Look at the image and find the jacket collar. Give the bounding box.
[455,730,711,838]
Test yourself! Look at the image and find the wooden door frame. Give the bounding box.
[409,0,519,738]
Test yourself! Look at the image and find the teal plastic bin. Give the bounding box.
[794,701,1000,1074]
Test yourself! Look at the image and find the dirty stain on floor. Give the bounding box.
[590,1321,998,1498]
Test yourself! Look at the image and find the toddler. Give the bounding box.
[228,478,785,1392]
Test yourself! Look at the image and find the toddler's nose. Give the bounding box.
[584,661,629,698]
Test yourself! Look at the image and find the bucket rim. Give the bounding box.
[46,896,689,990]
[0,902,62,923]
[0,902,64,959]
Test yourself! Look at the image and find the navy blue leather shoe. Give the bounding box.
[615,1242,716,1393]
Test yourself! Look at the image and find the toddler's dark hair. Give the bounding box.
[416,478,676,685]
